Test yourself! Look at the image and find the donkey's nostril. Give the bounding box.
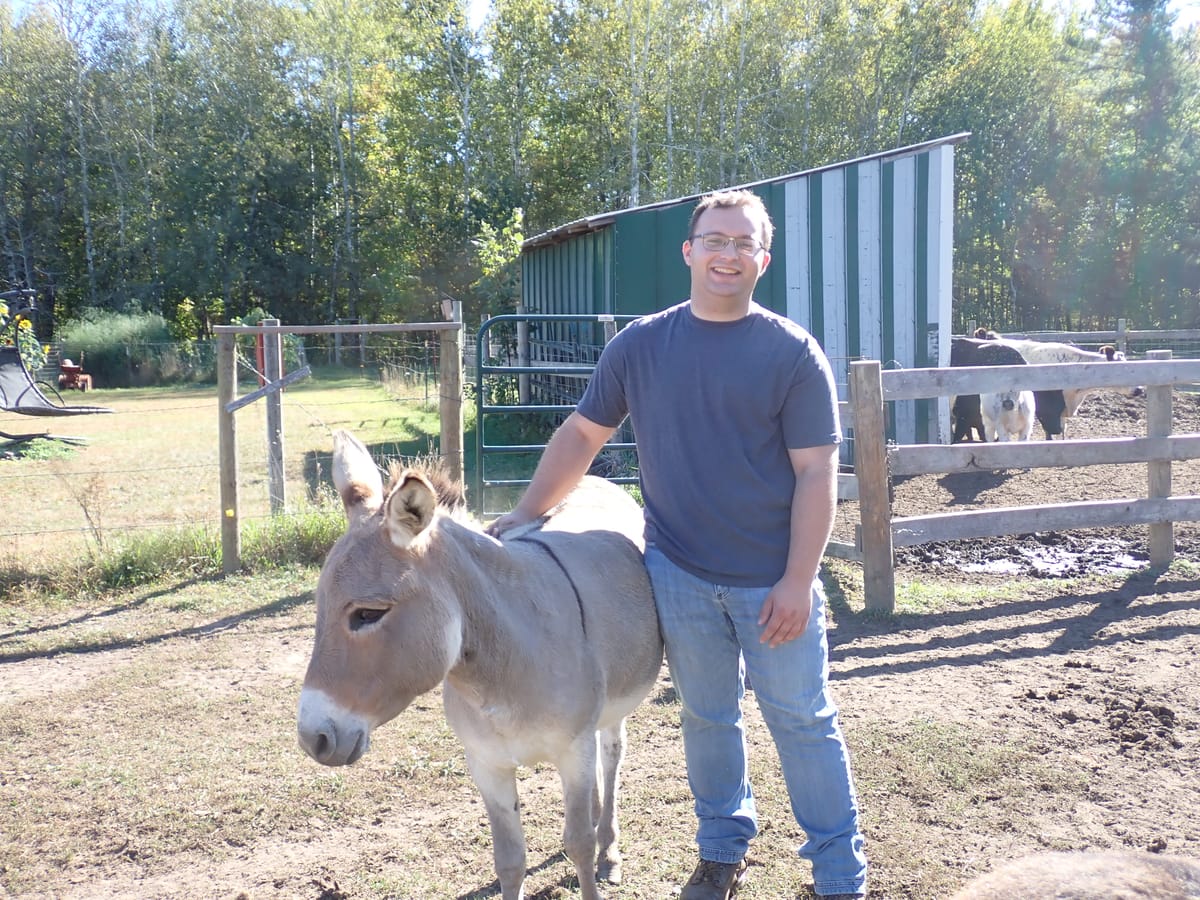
[313,732,331,761]
[299,719,338,763]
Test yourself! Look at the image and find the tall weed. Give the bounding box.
[57,310,213,387]
[0,504,345,602]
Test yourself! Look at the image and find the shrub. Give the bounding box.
[56,310,214,386]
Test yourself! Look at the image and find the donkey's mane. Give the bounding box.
[386,458,466,511]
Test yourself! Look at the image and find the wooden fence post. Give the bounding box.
[440,300,464,488]
[262,319,285,514]
[217,333,240,575]
[1146,348,1173,565]
[850,360,895,612]
[601,314,617,345]
[516,304,530,406]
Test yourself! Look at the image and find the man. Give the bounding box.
[488,190,867,899]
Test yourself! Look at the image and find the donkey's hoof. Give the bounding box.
[597,857,623,884]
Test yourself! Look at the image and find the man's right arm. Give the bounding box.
[486,411,615,535]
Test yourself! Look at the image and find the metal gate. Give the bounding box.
[474,313,640,517]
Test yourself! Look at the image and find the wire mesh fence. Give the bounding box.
[2,345,445,565]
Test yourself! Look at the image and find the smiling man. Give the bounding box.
[488,190,867,899]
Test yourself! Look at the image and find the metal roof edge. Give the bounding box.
[522,132,972,250]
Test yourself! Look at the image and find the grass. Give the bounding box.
[0,367,446,591]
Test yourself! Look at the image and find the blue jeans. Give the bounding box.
[645,546,867,897]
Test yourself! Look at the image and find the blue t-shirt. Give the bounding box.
[577,300,841,587]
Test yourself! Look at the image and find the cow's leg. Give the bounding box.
[1020,416,1034,441]
[466,755,528,900]
[594,720,626,884]
[558,733,604,900]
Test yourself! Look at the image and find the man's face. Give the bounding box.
[682,205,771,303]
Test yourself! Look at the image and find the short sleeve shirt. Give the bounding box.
[577,300,841,587]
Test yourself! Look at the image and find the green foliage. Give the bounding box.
[239,505,347,569]
[0,438,75,461]
[1,0,1198,332]
[55,309,211,387]
[168,298,201,343]
[469,208,524,322]
[229,308,305,373]
[0,301,49,373]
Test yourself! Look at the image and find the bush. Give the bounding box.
[57,310,215,386]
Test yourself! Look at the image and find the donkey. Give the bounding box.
[951,849,1200,899]
[297,430,663,900]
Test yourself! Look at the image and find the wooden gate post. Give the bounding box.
[262,319,285,514]
[217,332,240,575]
[850,360,895,612]
[1146,349,1173,565]
[439,300,464,487]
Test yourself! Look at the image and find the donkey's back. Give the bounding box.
[951,850,1200,899]
[500,476,661,727]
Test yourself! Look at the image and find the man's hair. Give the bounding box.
[688,189,775,250]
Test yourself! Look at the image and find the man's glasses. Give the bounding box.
[690,233,765,256]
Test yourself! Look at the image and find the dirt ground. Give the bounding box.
[826,387,1200,894]
[1,388,1198,899]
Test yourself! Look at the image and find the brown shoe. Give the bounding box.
[680,858,749,899]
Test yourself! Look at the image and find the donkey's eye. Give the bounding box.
[350,607,387,631]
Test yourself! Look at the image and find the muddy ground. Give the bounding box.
[840,390,1200,576]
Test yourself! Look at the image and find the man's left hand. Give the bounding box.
[758,577,814,648]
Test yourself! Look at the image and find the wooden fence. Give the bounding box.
[214,311,463,575]
[833,350,1200,611]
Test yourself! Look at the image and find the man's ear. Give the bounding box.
[758,249,772,274]
[682,239,694,267]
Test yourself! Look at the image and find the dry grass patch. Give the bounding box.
[1,369,441,570]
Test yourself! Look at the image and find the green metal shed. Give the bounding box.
[519,132,970,446]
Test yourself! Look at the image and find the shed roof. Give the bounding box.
[522,132,971,251]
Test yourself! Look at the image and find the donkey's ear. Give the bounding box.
[383,471,438,549]
[332,430,384,523]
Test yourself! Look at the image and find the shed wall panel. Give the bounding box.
[784,178,810,330]
[890,155,918,443]
[821,168,849,402]
[519,135,964,450]
[856,160,883,367]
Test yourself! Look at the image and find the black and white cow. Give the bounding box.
[993,337,1141,421]
[949,338,1031,443]
[981,388,1036,442]
[964,329,1143,439]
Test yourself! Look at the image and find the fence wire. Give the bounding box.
[2,351,443,559]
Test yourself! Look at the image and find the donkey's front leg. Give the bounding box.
[559,733,604,900]
[466,755,528,900]
[593,720,626,884]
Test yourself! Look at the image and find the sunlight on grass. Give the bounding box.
[0,438,77,461]
[891,578,1028,614]
[851,716,1083,816]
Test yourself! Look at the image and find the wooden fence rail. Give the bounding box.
[840,351,1200,612]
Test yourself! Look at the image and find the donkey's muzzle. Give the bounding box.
[297,687,370,766]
